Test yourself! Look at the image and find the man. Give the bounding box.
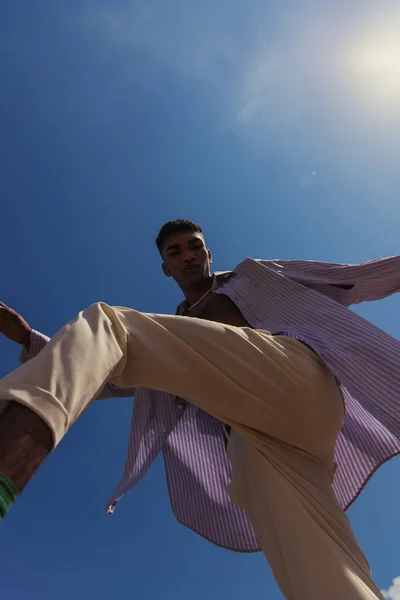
[0,219,399,600]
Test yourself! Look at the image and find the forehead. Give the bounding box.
[163,230,204,251]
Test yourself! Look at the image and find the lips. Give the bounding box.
[184,264,201,271]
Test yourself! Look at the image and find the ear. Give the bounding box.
[208,249,213,264]
[162,262,172,278]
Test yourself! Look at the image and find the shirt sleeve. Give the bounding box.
[19,330,135,400]
[257,256,400,306]
[19,329,50,363]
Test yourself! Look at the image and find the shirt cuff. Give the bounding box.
[19,329,50,363]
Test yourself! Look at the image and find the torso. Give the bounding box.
[179,288,252,441]
[181,290,252,328]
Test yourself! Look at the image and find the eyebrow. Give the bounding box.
[165,243,181,253]
[165,239,203,253]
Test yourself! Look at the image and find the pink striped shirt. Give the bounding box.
[23,256,400,552]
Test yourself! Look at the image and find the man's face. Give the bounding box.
[161,231,212,287]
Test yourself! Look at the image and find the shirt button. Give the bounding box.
[175,399,186,411]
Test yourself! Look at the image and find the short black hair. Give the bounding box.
[156,219,203,254]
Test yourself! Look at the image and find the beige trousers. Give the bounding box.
[0,302,383,599]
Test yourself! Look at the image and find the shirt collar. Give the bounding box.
[175,271,234,315]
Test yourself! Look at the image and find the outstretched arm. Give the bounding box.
[257,256,400,306]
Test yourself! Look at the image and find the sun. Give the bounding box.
[343,19,400,113]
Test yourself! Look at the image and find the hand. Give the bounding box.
[0,301,32,346]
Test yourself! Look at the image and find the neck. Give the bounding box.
[181,275,213,307]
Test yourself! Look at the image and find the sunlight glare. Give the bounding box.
[343,20,400,113]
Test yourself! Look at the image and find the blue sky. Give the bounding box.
[1,1,400,598]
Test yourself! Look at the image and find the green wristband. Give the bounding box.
[0,473,19,520]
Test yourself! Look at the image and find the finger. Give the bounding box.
[0,301,14,312]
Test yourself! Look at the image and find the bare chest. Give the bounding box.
[182,292,251,328]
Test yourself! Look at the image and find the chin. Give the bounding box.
[181,271,208,286]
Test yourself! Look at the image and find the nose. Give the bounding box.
[183,251,196,263]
